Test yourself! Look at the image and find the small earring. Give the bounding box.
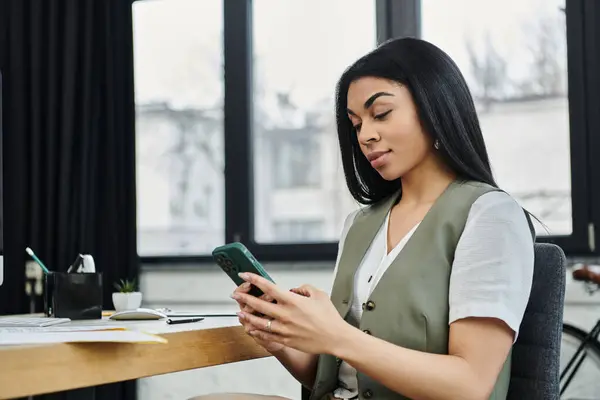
[434,140,440,150]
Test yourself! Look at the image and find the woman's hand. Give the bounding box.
[232,282,285,353]
[232,273,347,355]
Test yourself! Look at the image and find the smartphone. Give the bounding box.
[212,242,274,297]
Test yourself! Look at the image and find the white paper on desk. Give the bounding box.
[0,330,167,345]
[0,318,132,333]
[0,325,125,333]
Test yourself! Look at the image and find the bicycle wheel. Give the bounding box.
[561,323,600,399]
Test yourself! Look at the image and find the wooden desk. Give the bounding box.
[0,317,271,399]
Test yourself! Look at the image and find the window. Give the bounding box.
[252,0,377,244]
[421,0,571,235]
[271,132,320,189]
[134,1,596,262]
[133,0,224,256]
[273,220,325,243]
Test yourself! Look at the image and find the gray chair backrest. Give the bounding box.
[507,242,566,400]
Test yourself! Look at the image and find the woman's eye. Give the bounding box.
[374,110,392,120]
[353,123,362,133]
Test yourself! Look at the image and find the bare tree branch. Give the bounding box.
[518,12,567,98]
[465,32,507,110]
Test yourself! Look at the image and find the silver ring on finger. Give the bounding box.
[266,319,272,332]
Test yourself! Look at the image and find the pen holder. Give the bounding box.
[44,272,103,320]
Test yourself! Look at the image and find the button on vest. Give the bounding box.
[362,300,376,311]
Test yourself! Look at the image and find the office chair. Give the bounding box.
[507,242,566,399]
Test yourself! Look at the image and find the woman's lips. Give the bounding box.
[367,151,391,168]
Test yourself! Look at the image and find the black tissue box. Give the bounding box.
[44,272,103,319]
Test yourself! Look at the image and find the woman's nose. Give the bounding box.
[357,122,380,144]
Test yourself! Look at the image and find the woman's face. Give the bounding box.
[346,76,435,181]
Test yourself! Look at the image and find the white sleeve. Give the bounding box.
[331,209,360,290]
[448,191,534,340]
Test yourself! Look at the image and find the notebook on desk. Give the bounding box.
[0,316,71,327]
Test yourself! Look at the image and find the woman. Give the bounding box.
[195,37,534,400]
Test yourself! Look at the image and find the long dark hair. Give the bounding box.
[335,37,498,205]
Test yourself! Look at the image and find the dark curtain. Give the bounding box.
[0,0,138,399]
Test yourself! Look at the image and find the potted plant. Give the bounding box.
[112,278,142,312]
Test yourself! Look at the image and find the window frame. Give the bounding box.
[582,0,600,255]
[542,0,593,254]
[139,0,598,265]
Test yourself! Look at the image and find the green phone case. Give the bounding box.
[212,242,274,297]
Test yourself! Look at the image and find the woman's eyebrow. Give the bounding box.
[347,91,394,115]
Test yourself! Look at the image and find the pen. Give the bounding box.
[25,247,50,275]
[166,317,205,325]
[67,254,84,273]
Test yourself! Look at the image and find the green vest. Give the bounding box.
[310,180,531,400]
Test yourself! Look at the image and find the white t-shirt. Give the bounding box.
[331,191,535,399]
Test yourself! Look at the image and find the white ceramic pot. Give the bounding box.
[112,292,142,312]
